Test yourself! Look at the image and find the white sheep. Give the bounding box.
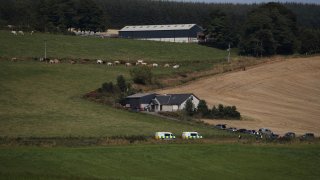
[125,62,132,67]
[97,59,103,64]
[11,31,17,35]
[114,61,120,65]
[107,62,113,66]
[173,65,180,69]
[164,63,170,67]
[18,31,24,35]
[152,63,158,68]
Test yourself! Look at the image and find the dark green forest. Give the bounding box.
[0,0,319,55]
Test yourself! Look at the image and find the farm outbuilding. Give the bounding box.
[125,93,157,111]
[119,24,203,43]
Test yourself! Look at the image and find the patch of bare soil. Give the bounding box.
[158,56,320,136]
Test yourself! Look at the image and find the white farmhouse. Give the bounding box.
[150,94,200,112]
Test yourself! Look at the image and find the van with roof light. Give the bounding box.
[182,132,203,139]
[155,132,176,140]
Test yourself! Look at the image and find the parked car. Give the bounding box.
[155,132,176,140]
[237,129,247,133]
[215,124,226,130]
[283,132,296,139]
[227,127,237,132]
[300,133,315,140]
[182,132,203,139]
[258,128,273,136]
[245,130,256,135]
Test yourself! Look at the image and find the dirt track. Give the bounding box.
[159,56,320,136]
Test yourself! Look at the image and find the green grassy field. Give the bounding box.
[0,30,235,62]
[0,60,232,138]
[1,144,319,179]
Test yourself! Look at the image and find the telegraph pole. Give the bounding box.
[44,40,47,60]
[227,43,231,63]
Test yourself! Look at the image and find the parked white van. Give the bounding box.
[155,132,176,140]
[182,132,203,139]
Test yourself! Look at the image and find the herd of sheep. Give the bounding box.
[11,57,180,69]
[96,59,180,69]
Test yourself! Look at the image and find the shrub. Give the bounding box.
[130,66,153,85]
[197,100,209,117]
[102,82,114,93]
[184,99,195,116]
[117,75,127,93]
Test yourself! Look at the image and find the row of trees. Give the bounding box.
[0,0,107,32]
[184,99,241,120]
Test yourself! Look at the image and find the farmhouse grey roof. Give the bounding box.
[119,24,199,32]
[126,93,156,98]
[155,94,194,105]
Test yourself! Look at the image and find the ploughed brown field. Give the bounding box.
[159,56,320,136]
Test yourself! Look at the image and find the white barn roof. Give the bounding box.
[119,24,199,32]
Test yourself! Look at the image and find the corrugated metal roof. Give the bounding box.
[119,24,198,32]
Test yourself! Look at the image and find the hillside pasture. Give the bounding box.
[0,60,232,138]
[0,30,234,62]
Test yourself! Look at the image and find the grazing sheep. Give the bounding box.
[49,60,54,64]
[152,63,158,68]
[30,31,34,35]
[97,59,103,64]
[11,31,17,35]
[107,62,113,66]
[164,63,170,67]
[137,59,144,64]
[18,31,24,35]
[53,59,60,64]
[141,62,147,66]
[70,60,76,64]
[173,65,180,69]
[125,62,132,67]
[114,61,120,65]
[11,57,17,62]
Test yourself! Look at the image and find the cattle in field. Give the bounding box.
[107,62,113,66]
[125,62,132,67]
[164,63,170,67]
[152,63,158,67]
[18,31,24,35]
[173,65,180,69]
[11,31,17,35]
[114,61,120,65]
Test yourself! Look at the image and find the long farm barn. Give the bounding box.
[119,24,203,43]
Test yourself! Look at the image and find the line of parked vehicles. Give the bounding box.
[155,132,202,140]
[154,126,315,141]
[215,124,315,140]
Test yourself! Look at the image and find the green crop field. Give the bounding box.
[0,30,235,62]
[0,60,232,138]
[1,144,319,179]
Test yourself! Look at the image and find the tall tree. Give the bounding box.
[239,2,298,56]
